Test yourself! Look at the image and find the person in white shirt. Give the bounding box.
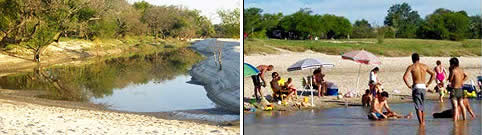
[369,67,382,97]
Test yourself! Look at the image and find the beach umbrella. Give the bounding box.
[287,58,335,106]
[287,58,335,71]
[341,50,381,92]
[244,63,260,77]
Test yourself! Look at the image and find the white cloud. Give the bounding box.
[128,0,240,24]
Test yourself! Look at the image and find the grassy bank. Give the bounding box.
[0,36,196,73]
[244,38,481,57]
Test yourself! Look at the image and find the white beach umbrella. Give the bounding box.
[287,58,335,106]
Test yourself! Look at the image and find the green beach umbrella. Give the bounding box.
[244,63,259,77]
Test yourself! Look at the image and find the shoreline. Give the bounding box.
[0,39,240,134]
[243,48,481,113]
[244,93,442,114]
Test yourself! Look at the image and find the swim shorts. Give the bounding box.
[412,86,426,111]
[251,75,261,87]
[451,88,464,99]
[368,112,389,120]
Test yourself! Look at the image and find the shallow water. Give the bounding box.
[0,49,219,112]
[244,100,482,135]
[90,75,215,112]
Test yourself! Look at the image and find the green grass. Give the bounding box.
[243,39,280,55]
[244,38,481,57]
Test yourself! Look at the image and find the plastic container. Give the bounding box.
[327,88,338,96]
[326,82,338,96]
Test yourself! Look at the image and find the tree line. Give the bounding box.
[0,0,239,62]
[244,3,481,41]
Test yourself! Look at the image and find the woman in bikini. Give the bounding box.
[434,60,447,102]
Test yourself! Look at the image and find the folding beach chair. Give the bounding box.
[299,76,318,96]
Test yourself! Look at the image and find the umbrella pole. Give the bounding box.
[356,64,361,95]
[311,69,314,106]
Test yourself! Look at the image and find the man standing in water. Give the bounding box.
[252,65,274,101]
[403,53,435,126]
[448,57,468,121]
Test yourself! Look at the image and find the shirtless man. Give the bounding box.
[270,72,295,101]
[368,91,412,120]
[403,53,435,126]
[252,65,273,101]
[448,57,468,121]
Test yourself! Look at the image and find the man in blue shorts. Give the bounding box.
[368,91,412,120]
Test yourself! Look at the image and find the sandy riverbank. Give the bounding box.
[0,39,240,134]
[244,48,481,110]
[0,98,239,134]
[0,39,124,74]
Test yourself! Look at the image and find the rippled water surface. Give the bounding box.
[244,100,481,135]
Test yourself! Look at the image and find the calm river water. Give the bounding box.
[244,100,481,135]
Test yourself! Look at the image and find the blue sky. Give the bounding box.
[244,0,481,25]
[128,0,240,24]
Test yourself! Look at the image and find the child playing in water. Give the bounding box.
[434,82,447,102]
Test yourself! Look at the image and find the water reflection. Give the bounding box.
[0,48,203,102]
[244,101,481,135]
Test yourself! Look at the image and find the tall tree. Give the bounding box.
[384,3,422,38]
[352,19,374,38]
[217,8,240,38]
[279,8,316,39]
[243,8,263,34]
[468,15,481,39]
[416,8,470,41]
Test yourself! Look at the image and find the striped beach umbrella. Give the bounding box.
[342,50,381,92]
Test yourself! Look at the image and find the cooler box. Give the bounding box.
[326,82,338,96]
[327,88,338,96]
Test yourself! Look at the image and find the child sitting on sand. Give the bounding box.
[283,78,297,98]
[434,82,447,102]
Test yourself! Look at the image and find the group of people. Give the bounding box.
[251,65,296,102]
[251,65,330,103]
[250,53,476,126]
[365,53,477,126]
[362,67,383,107]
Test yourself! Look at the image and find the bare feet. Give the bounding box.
[405,112,413,119]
